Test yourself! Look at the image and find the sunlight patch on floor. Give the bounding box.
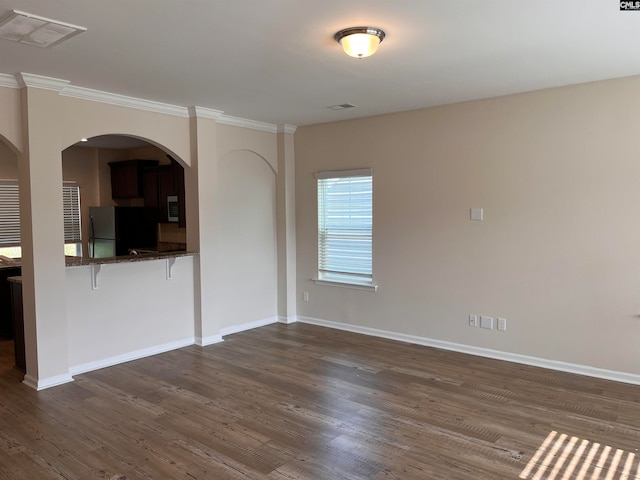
[520,430,639,480]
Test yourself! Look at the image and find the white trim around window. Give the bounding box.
[314,168,377,291]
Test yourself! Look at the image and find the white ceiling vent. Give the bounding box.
[327,103,357,110]
[0,10,86,48]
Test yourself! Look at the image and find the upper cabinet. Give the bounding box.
[117,157,185,227]
[109,160,158,199]
[156,159,186,227]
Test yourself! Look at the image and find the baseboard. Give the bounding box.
[278,315,298,324]
[196,334,224,346]
[69,337,196,376]
[220,316,279,337]
[23,372,74,391]
[297,316,640,386]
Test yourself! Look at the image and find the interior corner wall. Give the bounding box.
[295,75,640,376]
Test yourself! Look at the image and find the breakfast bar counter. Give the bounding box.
[65,250,196,268]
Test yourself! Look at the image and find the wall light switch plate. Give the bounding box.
[480,316,494,329]
[469,315,478,327]
[471,208,484,221]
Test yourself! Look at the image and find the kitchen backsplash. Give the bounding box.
[158,222,186,250]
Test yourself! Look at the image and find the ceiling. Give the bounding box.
[0,1,639,127]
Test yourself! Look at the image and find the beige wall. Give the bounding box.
[0,141,18,178]
[295,75,640,376]
[214,124,278,332]
[214,148,277,330]
[66,257,195,371]
[0,79,284,388]
[0,86,22,153]
[58,97,191,166]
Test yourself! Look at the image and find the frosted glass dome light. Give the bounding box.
[334,27,385,59]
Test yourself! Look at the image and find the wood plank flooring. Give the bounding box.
[0,323,639,479]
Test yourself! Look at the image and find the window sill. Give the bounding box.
[313,278,378,292]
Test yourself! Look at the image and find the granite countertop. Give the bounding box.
[65,250,197,267]
[0,262,21,270]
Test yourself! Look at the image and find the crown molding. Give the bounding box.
[61,85,189,117]
[217,114,278,133]
[278,124,297,135]
[4,72,281,132]
[190,108,281,134]
[188,106,224,120]
[0,74,19,88]
[17,73,70,91]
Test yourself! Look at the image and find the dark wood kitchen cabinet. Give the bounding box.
[175,161,186,228]
[9,276,25,371]
[141,168,160,221]
[0,266,21,338]
[141,158,185,227]
[158,166,173,222]
[109,160,158,199]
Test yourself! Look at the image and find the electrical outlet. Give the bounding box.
[469,315,478,327]
[498,318,507,331]
[303,291,309,302]
[480,316,494,330]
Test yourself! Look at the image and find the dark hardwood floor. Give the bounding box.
[0,323,639,479]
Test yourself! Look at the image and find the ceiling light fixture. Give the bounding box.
[334,27,385,59]
[0,10,86,48]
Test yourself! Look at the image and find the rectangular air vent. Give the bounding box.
[327,103,357,110]
[0,10,86,48]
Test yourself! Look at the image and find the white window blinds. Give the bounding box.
[0,182,81,247]
[62,184,81,243]
[0,183,20,247]
[316,169,373,286]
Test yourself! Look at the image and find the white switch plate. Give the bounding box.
[469,315,478,327]
[498,318,507,331]
[480,316,494,329]
[303,291,309,302]
[471,208,484,221]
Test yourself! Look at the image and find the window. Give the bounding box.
[62,184,82,256]
[315,168,376,290]
[0,183,20,255]
[0,182,82,258]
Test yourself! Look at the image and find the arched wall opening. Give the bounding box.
[61,132,196,376]
[62,134,189,258]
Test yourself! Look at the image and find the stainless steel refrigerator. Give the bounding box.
[88,206,157,258]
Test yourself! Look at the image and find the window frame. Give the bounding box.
[314,168,377,291]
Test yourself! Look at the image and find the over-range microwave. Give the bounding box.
[167,195,179,222]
